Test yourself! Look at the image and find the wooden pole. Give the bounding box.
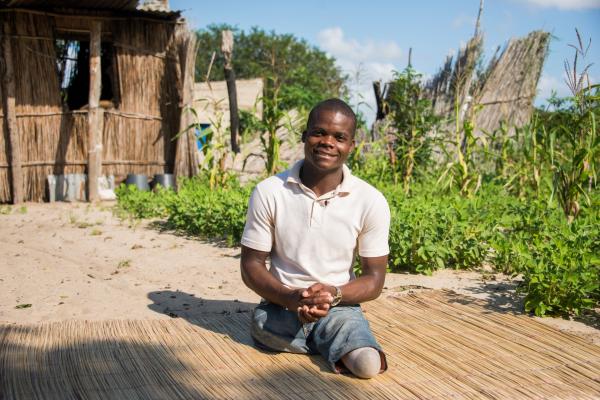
[87,20,102,202]
[2,22,23,204]
[221,30,240,154]
[373,81,386,121]
[174,28,199,181]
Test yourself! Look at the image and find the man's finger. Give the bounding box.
[301,283,326,298]
[299,292,333,306]
[307,305,329,318]
[298,306,318,323]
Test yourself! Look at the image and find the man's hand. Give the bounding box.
[296,283,335,323]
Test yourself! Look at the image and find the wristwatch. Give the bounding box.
[330,286,342,307]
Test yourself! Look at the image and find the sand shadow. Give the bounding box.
[146,290,334,374]
[443,280,526,315]
[1,324,356,399]
[144,220,239,251]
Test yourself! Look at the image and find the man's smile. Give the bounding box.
[314,149,338,158]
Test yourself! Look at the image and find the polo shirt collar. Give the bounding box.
[286,159,354,195]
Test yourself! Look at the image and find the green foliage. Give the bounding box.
[165,176,253,246]
[537,31,599,223]
[116,172,599,317]
[115,184,176,219]
[385,183,506,275]
[491,194,599,316]
[195,24,346,111]
[114,30,600,319]
[385,67,440,192]
[116,175,253,247]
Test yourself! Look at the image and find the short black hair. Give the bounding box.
[306,98,357,135]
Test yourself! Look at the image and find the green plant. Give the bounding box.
[491,119,545,198]
[386,183,493,275]
[180,98,234,190]
[164,175,253,246]
[115,184,175,219]
[491,195,599,316]
[437,100,484,197]
[242,78,306,176]
[543,30,599,223]
[385,67,440,193]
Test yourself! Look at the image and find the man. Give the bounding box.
[240,98,390,378]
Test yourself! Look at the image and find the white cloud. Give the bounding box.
[317,27,403,124]
[536,72,598,107]
[317,27,402,63]
[523,0,600,9]
[535,73,570,105]
[452,14,475,29]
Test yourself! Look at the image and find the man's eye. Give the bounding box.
[336,135,346,142]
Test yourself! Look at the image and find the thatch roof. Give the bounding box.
[0,0,139,8]
[0,0,180,18]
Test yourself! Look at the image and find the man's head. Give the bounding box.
[305,98,357,137]
[301,98,356,173]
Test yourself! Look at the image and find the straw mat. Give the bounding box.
[1,290,599,399]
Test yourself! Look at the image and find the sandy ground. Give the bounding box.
[1,202,598,346]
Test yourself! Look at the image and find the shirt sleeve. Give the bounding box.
[241,185,274,252]
[357,192,391,257]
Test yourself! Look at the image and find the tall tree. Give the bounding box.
[195,24,347,111]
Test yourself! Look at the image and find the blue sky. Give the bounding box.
[171,0,599,121]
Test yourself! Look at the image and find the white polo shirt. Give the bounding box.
[241,160,390,288]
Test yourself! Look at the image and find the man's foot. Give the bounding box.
[341,347,381,379]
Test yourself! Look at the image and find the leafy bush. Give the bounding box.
[165,176,253,246]
[383,183,517,274]
[115,184,175,219]
[490,194,600,316]
[116,173,599,317]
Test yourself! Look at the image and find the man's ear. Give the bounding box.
[301,130,307,143]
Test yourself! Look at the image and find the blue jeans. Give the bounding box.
[251,301,386,373]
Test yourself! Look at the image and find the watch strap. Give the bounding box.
[330,286,342,307]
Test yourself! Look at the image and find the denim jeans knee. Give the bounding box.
[250,302,385,373]
[311,306,383,372]
[250,302,311,354]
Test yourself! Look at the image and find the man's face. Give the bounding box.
[302,109,356,173]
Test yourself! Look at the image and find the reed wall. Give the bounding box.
[0,10,185,202]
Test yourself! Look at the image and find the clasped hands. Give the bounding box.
[288,283,336,324]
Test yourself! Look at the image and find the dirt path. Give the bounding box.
[1,202,598,345]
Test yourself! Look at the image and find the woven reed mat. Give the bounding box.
[1,290,599,399]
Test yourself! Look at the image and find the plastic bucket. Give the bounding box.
[125,174,150,191]
[151,174,175,190]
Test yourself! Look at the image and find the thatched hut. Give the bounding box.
[0,0,199,203]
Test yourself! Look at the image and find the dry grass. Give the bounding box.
[2,290,599,399]
[423,30,550,136]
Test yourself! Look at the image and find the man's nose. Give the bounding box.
[319,134,335,146]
